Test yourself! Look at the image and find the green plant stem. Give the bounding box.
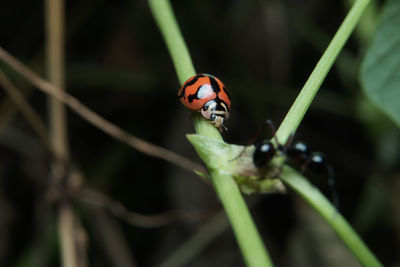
[147,0,195,84]
[280,166,383,267]
[148,0,221,140]
[210,170,273,267]
[276,0,372,143]
[148,0,272,266]
[274,0,381,264]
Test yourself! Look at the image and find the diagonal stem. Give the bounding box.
[280,166,382,267]
[275,0,372,143]
[0,47,205,174]
[148,0,273,266]
[0,70,49,147]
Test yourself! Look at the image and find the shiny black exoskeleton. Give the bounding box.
[285,141,328,173]
[253,140,277,167]
[253,139,329,172]
[252,124,339,209]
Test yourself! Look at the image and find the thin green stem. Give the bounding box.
[147,0,195,84]
[280,167,383,267]
[274,0,381,264]
[148,0,221,140]
[276,0,372,143]
[210,170,273,267]
[148,0,272,266]
[149,0,379,266]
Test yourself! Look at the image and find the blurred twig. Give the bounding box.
[46,0,69,163]
[0,86,34,136]
[57,205,79,267]
[0,47,206,175]
[0,70,50,148]
[45,1,82,267]
[80,188,215,228]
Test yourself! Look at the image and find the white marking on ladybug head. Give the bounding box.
[200,100,216,120]
[201,100,229,131]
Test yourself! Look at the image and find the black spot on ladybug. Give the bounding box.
[215,99,226,111]
[211,98,230,113]
[222,86,231,101]
[187,85,203,103]
[209,76,221,93]
[217,98,230,112]
[178,74,204,100]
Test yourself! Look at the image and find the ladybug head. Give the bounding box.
[201,100,230,131]
[210,114,226,131]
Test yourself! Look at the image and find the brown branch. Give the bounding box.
[58,204,79,267]
[45,2,90,267]
[0,86,35,137]
[80,188,216,228]
[46,0,69,162]
[0,70,50,148]
[45,0,78,267]
[0,46,206,174]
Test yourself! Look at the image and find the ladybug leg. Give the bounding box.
[220,123,228,132]
[209,113,228,132]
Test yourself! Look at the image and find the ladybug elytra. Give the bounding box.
[178,74,231,131]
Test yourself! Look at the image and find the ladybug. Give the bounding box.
[178,74,231,131]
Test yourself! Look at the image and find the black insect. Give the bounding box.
[252,120,339,209]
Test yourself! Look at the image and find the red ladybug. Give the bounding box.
[178,74,231,131]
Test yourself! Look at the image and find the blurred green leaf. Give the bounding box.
[360,0,400,128]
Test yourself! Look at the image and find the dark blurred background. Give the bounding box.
[1,0,399,266]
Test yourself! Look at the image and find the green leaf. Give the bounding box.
[360,0,400,128]
[185,134,244,171]
[186,134,286,194]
